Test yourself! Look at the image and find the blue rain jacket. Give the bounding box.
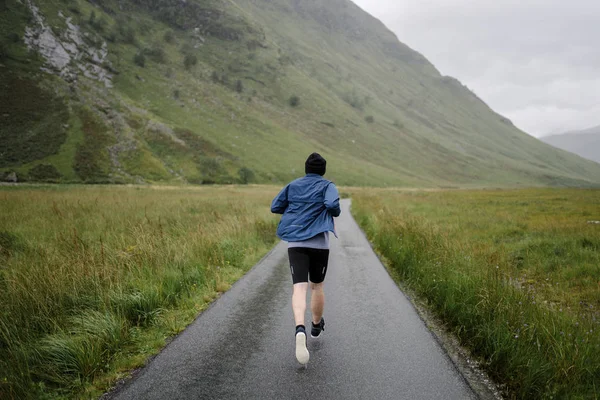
[271,174,341,242]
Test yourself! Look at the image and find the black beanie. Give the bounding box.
[305,152,326,176]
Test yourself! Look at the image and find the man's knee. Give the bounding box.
[310,282,324,291]
[293,282,309,293]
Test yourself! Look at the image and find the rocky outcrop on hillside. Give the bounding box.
[24,0,113,87]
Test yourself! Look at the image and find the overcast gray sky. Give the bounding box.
[351,0,600,137]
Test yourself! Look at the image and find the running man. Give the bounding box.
[270,153,341,365]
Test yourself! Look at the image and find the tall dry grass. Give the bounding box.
[351,188,600,399]
[0,185,279,399]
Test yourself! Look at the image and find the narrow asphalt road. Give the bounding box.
[108,200,477,400]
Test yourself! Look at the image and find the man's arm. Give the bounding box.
[271,185,289,214]
[324,183,341,217]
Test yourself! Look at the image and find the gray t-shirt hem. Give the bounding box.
[287,232,330,250]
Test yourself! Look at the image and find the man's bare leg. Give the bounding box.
[292,282,309,326]
[292,282,310,365]
[310,282,325,324]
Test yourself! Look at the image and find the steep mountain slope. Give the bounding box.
[2,0,600,186]
[541,126,600,164]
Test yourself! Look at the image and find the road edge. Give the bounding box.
[101,241,288,399]
[348,201,504,400]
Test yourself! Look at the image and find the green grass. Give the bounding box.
[351,188,600,399]
[0,184,280,399]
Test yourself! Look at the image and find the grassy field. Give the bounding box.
[351,188,600,399]
[0,185,279,399]
[3,184,599,399]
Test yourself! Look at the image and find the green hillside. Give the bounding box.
[2,0,600,186]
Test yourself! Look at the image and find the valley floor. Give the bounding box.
[1,185,598,399]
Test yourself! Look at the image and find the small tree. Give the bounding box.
[93,17,107,33]
[69,4,82,15]
[365,115,375,123]
[235,79,244,93]
[147,45,166,63]
[238,167,255,184]
[8,32,20,43]
[173,89,180,99]
[183,54,197,70]
[289,95,300,107]
[344,90,364,110]
[116,20,136,44]
[211,71,220,83]
[163,30,175,44]
[133,52,146,67]
[107,31,117,43]
[28,164,62,182]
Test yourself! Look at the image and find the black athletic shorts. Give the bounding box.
[287,247,330,284]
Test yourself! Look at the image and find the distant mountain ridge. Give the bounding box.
[541,126,600,164]
[1,0,600,186]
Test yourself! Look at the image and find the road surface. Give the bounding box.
[108,200,477,400]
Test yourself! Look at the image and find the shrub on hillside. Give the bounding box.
[210,71,230,86]
[365,115,375,123]
[28,164,62,182]
[163,30,175,44]
[106,31,117,43]
[113,18,136,44]
[138,20,153,36]
[183,54,197,70]
[68,4,82,15]
[199,158,229,184]
[95,17,108,33]
[343,91,365,110]
[289,95,300,107]
[238,167,255,184]
[179,42,193,55]
[89,11,108,33]
[122,26,136,44]
[133,52,146,67]
[235,80,244,93]
[7,32,21,43]
[146,45,166,63]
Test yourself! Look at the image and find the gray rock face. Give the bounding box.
[4,172,17,183]
[23,0,113,87]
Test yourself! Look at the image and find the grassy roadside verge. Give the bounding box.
[0,185,279,399]
[351,188,600,399]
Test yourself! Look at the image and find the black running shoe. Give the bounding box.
[311,317,325,338]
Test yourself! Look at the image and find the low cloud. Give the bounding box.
[352,0,600,136]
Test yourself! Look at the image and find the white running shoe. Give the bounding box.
[295,331,310,365]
